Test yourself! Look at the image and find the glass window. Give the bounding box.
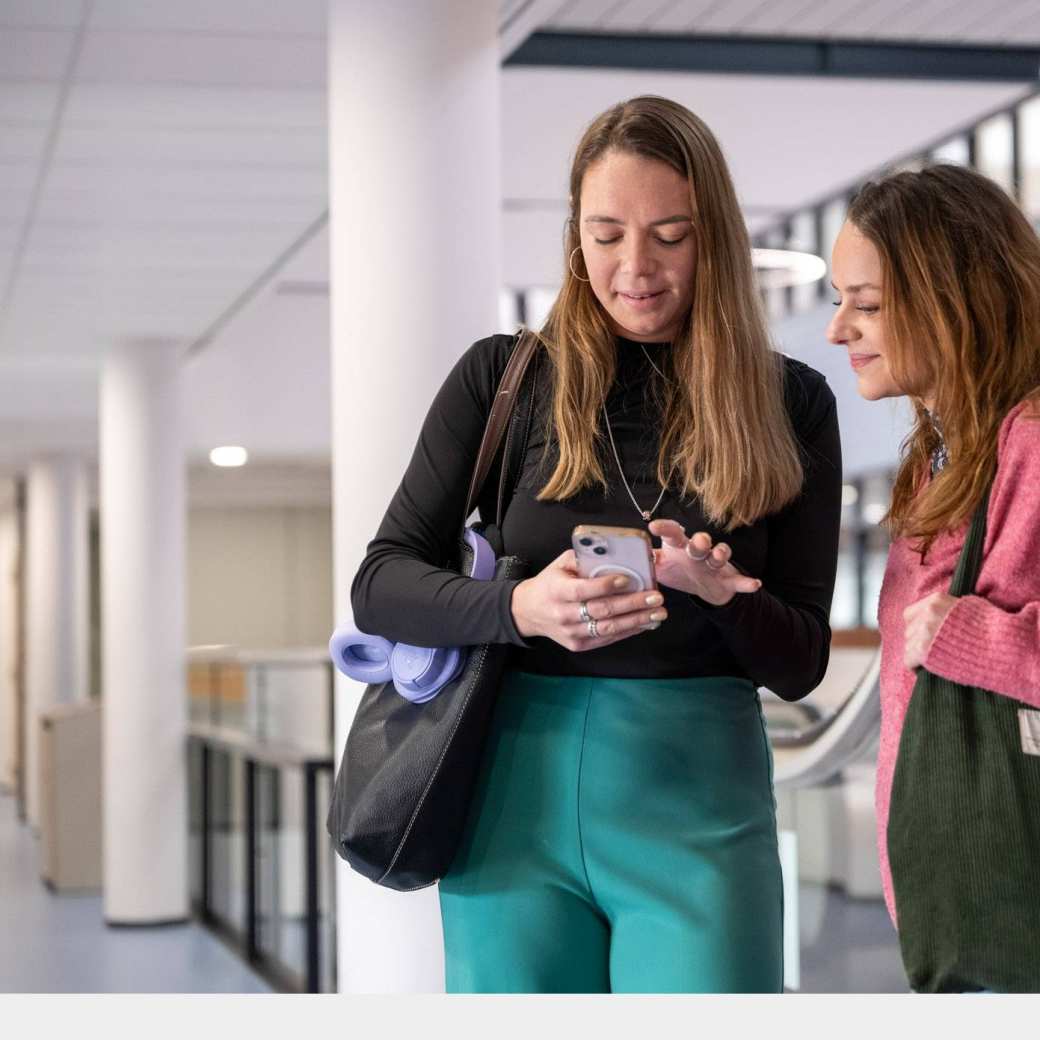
[1018,94,1040,230]
[821,197,847,283]
[525,287,557,331]
[975,112,1015,195]
[889,155,925,175]
[787,210,819,314]
[498,288,519,332]
[757,225,789,321]
[929,134,970,167]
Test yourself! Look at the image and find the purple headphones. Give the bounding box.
[328,528,496,703]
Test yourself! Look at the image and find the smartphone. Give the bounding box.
[571,524,657,592]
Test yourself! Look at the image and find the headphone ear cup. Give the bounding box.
[390,643,463,703]
[329,624,394,685]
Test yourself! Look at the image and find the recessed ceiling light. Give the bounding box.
[752,248,827,289]
[209,446,248,468]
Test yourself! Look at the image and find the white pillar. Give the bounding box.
[23,456,89,828]
[100,341,187,924]
[0,486,19,794]
[329,0,502,993]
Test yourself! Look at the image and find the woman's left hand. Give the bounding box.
[903,592,957,670]
[647,519,762,606]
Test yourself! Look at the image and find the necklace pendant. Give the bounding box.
[641,510,651,522]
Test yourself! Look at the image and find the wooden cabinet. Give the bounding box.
[39,700,102,891]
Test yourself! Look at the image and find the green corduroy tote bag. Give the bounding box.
[887,488,1040,993]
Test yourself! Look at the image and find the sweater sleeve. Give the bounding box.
[349,335,529,650]
[922,407,1040,709]
[924,596,1040,708]
[695,361,843,701]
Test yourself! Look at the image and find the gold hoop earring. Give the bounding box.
[568,245,590,283]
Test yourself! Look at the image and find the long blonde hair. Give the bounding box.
[536,95,803,530]
[847,165,1040,552]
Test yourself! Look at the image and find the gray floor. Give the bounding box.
[798,882,909,993]
[0,793,272,993]
[2,789,907,993]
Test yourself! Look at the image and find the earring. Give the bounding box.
[568,245,590,283]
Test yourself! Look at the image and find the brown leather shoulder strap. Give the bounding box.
[464,329,540,523]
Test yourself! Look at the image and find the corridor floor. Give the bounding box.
[0,793,271,993]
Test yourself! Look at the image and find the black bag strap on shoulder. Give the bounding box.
[949,486,992,596]
[463,328,540,528]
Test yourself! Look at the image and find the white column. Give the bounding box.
[0,486,19,794]
[100,341,187,923]
[329,0,502,993]
[23,456,89,828]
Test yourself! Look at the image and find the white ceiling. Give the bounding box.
[534,0,1040,44]
[0,0,1037,495]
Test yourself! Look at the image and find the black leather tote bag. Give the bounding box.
[327,331,539,891]
[887,486,1040,992]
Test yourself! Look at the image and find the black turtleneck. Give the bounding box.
[350,333,842,700]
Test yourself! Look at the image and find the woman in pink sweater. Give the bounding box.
[826,164,1040,971]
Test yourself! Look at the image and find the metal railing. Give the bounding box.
[187,647,336,993]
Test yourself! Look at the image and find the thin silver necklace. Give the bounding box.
[602,405,669,523]
[639,343,668,382]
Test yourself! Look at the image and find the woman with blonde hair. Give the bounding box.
[353,95,842,992]
[828,163,1040,992]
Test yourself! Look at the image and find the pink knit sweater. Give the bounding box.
[875,401,1040,926]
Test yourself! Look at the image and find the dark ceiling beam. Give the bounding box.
[505,31,1040,82]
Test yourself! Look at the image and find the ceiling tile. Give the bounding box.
[90,0,328,36]
[696,0,780,33]
[646,0,722,33]
[0,125,50,161]
[0,161,40,194]
[0,82,62,122]
[33,191,322,224]
[600,0,671,30]
[41,162,327,199]
[811,0,920,37]
[550,0,626,30]
[791,0,869,35]
[738,0,832,35]
[76,31,326,89]
[0,0,86,30]
[0,29,77,81]
[62,84,325,129]
[53,124,326,165]
[946,1,1040,44]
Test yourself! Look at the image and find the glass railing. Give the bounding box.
[186,647,336,993]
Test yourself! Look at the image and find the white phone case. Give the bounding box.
[572,525,657,592]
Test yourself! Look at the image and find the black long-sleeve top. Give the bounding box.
[351,334,842,701]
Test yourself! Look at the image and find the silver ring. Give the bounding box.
[705,555,727,571]
[579,600,591,623]
[586,618,599,638]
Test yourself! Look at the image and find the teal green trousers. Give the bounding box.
[438,671,783,993]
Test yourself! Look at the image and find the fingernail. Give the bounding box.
[649,610,667,622]
[645,593,664,607]
[642,621,660,631]
[613,576,631,589]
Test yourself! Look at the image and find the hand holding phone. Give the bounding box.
[510,531,666,648]
[571,525,657,592]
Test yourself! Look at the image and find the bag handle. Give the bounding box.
[948,486,992,598]
[463,329,540,526]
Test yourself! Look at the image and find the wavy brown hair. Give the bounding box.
[847,164,1040,552]
[535,96,803,530]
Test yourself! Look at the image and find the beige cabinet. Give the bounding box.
[39,700,102,891]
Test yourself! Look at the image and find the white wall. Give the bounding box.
[187,506,333,649]
[772,297,912,478]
